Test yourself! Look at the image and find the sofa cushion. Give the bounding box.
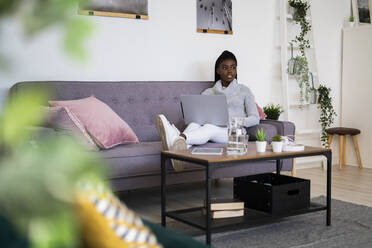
[99,142,223,179]
[256,104,267,120]
[49,95,139,149]
[40,106,98,150]
[98,141,279,181]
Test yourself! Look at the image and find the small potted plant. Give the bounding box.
[349,16,355,27]
[255,128,267,153]
[271,134,283,153]
[263,104,284,120]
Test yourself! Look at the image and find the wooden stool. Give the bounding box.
[325,127,362,170]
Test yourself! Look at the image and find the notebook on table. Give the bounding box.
[180,95,228,126]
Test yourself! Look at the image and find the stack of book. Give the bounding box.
[203,198,245,219]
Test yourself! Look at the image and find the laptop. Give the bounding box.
[180,95,228,126]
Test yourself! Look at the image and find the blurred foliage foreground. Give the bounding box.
[0,0,93,60]
[0,89,107,248]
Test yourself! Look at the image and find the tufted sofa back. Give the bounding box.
[9,81,215,142]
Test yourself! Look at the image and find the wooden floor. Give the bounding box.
[118,164,372,224]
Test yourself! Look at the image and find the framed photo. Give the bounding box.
[352,0,372,24]
[196,0,233,35]
[79,0,149,20]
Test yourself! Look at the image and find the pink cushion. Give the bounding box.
[41,106,98,150]
[256,104,267,120]
[49,96,139,149]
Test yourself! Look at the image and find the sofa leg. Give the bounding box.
[291,158,296,177]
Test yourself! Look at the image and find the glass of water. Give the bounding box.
[238,134,249,153]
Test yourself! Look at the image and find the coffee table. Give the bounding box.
[161,144,332,245]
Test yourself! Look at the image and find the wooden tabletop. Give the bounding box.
[161,144,331,165]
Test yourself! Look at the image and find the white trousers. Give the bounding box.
[183,122,228,145]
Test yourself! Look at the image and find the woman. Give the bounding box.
[156,50,259,168]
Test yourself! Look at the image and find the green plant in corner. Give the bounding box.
[317,84,337,148]
[256,128,267,142]
[272,134,282,142]
[349,16,355,22]
[263,104,284,120]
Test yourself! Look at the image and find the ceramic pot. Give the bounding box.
[256,141,267,153]
[272,141,283,153]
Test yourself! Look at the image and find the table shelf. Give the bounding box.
[165,202,326,231]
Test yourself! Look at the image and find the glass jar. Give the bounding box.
[226,117,248,155]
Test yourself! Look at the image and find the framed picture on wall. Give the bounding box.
[196,0,233,35]
[352,0,372,24]
[79,0,149,20]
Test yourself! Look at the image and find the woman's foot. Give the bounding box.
[156,115,181,150]
[156,115,187,171]
[170,137,187,171]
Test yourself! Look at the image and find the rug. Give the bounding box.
[191,197,372,248]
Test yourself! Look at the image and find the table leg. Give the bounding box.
[205,166,212,245]
[161,154,166,227]
[326,151,332,226]
[276,159,282,175]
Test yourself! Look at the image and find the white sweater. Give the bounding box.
[202,79,260,127]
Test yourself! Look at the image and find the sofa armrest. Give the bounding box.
[245,119,295,142]
[259,119,295,137]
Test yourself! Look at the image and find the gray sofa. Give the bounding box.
[9,81,295,192]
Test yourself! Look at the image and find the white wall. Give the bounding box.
[0,0,350,161]
[311,0,349,124]
[311,0,349,165]
[0,0,280,108]
[342,26,372,168]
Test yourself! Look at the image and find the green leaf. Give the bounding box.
[64,18,93,60]
[0,89,48,149]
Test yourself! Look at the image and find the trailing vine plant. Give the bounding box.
[287,0,312,105]
[288,0,312,58]
[317,84,337,148]
[287,55,311,105]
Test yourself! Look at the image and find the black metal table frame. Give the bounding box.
[161,150,332,245]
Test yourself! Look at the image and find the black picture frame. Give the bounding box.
[353,0,372,24]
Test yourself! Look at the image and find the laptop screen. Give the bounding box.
[180,95,228,126]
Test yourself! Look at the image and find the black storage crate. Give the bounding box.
[234,173,310,215]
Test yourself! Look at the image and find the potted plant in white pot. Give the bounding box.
[255,128,267,153]
[271,134,283,153]
[348,15,355,27]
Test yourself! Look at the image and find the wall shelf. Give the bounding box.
[275,45,313,50]
[289,103,318,108]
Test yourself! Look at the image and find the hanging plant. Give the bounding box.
[287,0,312,107]
[288,0,312,58]
[287,55,311,104]
[317,84,337,148]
